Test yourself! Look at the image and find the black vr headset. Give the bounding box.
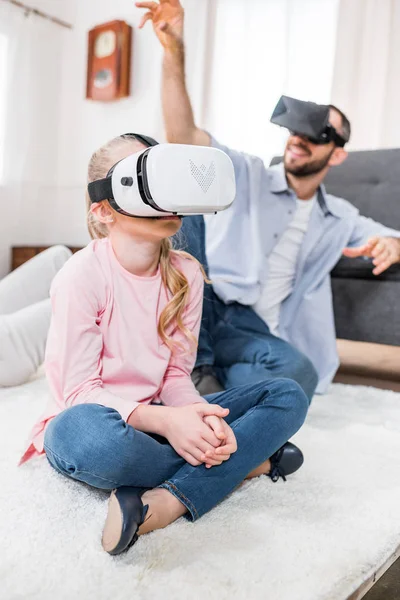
[270,96,347,147]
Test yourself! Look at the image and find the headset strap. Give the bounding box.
[331,130,346,148]
[88,133,159,203]
[88,177,113,203]
[121,133,159,147]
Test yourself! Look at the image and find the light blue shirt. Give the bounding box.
[205,137,400,392]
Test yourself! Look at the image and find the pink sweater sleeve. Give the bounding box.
[158,264,207,407]
[46,266,139,422]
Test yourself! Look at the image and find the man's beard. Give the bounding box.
[284,146,335,177]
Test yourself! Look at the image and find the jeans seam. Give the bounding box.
[44,444,119,487]
[159,481,199,521]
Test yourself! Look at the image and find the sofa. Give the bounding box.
[273,148,400,389]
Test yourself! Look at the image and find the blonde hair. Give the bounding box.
[87,135,204,351]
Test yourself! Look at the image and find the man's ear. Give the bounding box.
[328,147,348,168]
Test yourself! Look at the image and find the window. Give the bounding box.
[0,34,8,183]
[205,0,340,165]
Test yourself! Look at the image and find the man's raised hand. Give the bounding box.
[135,0,184,49]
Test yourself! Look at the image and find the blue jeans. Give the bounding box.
[175,217,318,401]
[44,379,308,521]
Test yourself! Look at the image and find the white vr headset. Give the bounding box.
[88,133,236,217]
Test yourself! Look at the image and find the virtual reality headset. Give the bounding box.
[270,96,347,147]
[88,133,236,218]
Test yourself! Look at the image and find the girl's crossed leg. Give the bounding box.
[44,378,308,549]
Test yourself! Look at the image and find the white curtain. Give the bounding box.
[0,2,65,277]
[0,2,64,185]
[196,0,340,164]
[331,0,400,150]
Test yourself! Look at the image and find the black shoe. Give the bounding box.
[191,365,224,396]
[102,487,149,556]
[268,442,304,482]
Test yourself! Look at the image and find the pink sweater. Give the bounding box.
[20,238,205,464]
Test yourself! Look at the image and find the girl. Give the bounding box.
[21,134,308,555]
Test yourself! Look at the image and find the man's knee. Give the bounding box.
[266,377,309,428]
[277,345,318,402]
[295,351,318,387]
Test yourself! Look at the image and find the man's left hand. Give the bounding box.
[343,236,400,276]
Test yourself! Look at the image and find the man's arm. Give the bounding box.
[136,0,210,146]
[162,36,210,146]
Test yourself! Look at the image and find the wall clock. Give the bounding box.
[86,20,132,102]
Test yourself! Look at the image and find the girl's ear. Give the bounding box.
[328,147,348,168]
[90,201,115,223]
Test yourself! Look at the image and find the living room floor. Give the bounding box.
[338,370,400,600]
[364,558,400,600]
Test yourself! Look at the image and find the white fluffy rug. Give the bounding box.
[2,375,400,600]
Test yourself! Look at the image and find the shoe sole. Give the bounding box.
[102,491,123,554]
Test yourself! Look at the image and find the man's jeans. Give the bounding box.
[44,379,308,521]
[175,217,318,402]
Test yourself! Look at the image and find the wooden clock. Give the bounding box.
[86,20,132,102]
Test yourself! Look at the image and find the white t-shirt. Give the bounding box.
[254,194,316,336]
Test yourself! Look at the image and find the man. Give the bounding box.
[136,0,400,395]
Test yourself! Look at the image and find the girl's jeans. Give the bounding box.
[44,378,308,521]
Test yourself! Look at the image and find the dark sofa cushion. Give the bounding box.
[332,277,400,346]
[271,149,400,228]
[323,148,400,229]
[332,257,400,281]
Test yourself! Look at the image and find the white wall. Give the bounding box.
[2,0,166,261]
[28,0,76,24]
[1,0,210,271]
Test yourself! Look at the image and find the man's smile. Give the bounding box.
[287,144,311,159]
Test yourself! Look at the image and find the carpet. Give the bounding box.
[1,374,400,600]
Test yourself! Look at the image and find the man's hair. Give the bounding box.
[329,104,351,144]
